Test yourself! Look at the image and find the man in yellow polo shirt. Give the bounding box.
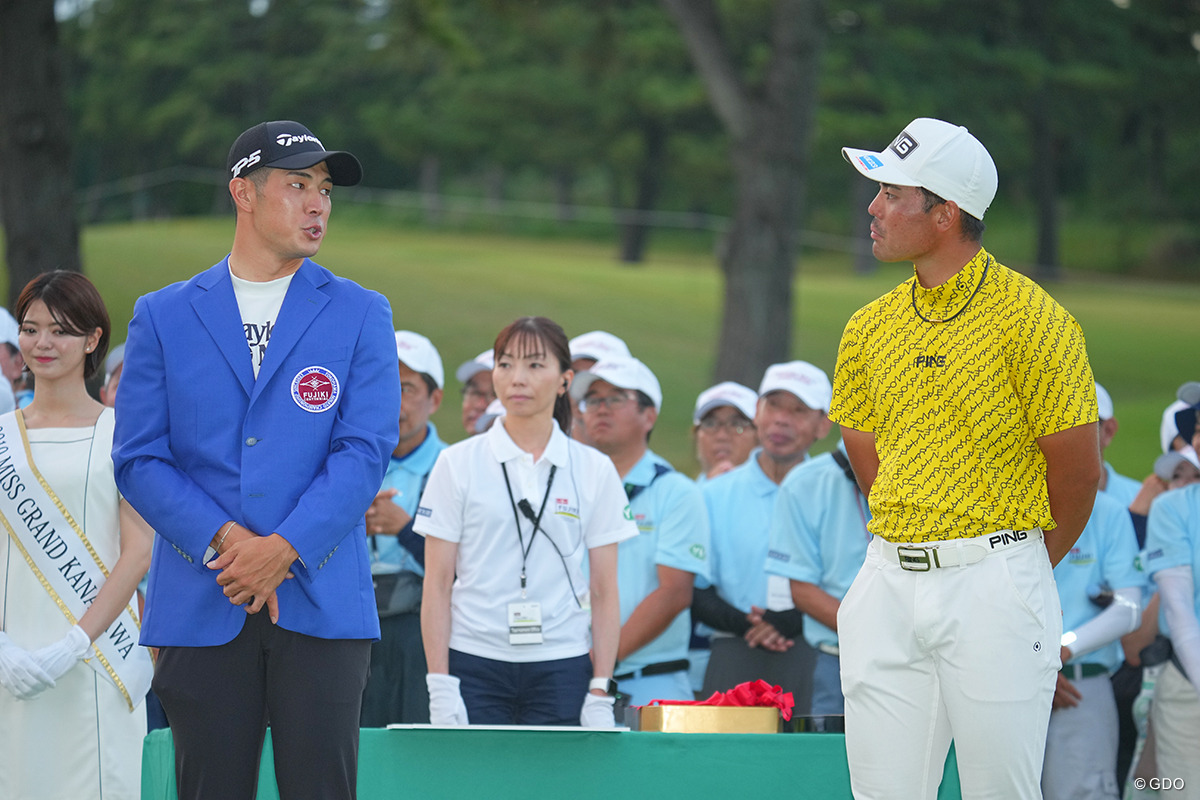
[831,118,1101,800]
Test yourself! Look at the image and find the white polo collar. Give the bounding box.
[486,416,571,468]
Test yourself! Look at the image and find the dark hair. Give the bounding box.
[493,316,573,434]
[919,187,986,242]
[16,271,111,380]
[418,373,439,397]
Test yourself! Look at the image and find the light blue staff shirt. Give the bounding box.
[1055,491,1146,672]
[698,451,783,616]
[1144,483,1200,637]
[615,449,711,674]
[370,422,446,577]
[1101,461,1141,510]
[764,445,871,651]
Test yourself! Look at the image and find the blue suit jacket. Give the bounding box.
[113,258,399,647]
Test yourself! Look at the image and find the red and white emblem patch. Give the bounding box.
[291,366,340,413]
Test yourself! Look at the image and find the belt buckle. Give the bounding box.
[896,545,934,572]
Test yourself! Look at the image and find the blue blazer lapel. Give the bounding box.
[251,260,331,402]
[191,261,254,397]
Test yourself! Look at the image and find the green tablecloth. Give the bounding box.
[142,727,962,799]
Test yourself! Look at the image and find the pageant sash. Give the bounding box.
[0,411,152,711]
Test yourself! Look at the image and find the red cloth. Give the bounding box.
[644,679,794,722]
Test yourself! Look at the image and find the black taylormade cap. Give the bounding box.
[226,120,363,186]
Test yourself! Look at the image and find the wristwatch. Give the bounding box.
[588,676,618,696]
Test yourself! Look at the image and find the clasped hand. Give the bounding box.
[207,526,297,623]
[745,606,794,653]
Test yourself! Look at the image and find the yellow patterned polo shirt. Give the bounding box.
[829,248,1097,542]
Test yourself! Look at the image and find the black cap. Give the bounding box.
[226,120,362,186]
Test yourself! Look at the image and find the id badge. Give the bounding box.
[508,601,544,646]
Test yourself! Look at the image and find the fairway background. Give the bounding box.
[36,216,1197,481]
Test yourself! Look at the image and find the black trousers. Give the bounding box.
[360,610,430,726]
[153,611,372,800]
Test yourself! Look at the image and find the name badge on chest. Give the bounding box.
[508,601,544,646]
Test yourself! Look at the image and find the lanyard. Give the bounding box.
[501,462,557,598]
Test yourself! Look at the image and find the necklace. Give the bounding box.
[910,256,991,324]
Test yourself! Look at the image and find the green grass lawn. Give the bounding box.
[56,216,1200,479]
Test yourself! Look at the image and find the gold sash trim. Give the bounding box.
[0,410,152,711]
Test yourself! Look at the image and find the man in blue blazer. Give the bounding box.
[113,120,400,800]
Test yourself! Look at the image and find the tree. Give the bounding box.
[0,0,82,306]
[661,0,826,385]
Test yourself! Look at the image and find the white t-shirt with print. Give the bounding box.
[230,268,294,377]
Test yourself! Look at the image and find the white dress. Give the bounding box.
[0,408,147,800]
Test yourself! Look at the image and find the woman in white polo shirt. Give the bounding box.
[417,316,638,726]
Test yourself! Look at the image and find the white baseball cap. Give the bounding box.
[0,308,19,350]
[1094,383,1114,421]
[569,330,631,363]
[1172,382,1200,446]
[104,342,126,384]
[758,361,832,413]
[455,349,495,384]
[1154,448,1200,482]
[394,331,444,389]
[475,398,505,433]
[842,117,998,220]
[1162,398,1191,452]
[693,382,758,426]
[571,356,663,412]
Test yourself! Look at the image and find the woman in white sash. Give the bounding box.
[0,271,153,800]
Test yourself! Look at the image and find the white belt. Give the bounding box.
[816,643,840,657]
[876,528,1042,572]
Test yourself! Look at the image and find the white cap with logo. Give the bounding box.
[758,361,832,413]
[571,356,663,412]
[693,382,758,426]
[569,331,631,363]
[394,331,444,389]
[842,117,998,220]
[455,349,495,384]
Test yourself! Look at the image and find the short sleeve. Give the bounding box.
[829,308,875,432]
[1144,489,1199,577]
[653,475,712,582]
[1009,296,1097,438]
[412,449,465,543]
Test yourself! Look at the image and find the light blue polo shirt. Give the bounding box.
[764,445,871,650]
[616,449,711,674]
[698,451,781,615]
[1055,491,1146,672]
[1102,461,1141,510]
[370,422,446,577]
[1144,483,1200,637]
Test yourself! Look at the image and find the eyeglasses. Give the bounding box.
[698,417,754,435]
[581,393,633,412]
[462,386,495,402]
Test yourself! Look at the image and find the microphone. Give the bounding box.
[517,498,537,523]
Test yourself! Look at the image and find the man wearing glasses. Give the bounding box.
[692,362,833,712]
[572,357,711,706]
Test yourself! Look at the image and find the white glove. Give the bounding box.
[0,631,56,700]
[580,692,616,728]
[426,673,469,726]
[32,625,91,684]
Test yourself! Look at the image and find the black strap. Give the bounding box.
[625,463,673,502]
[501,463,556,596]
[830,449,857,485]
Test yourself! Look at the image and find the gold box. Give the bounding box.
[633,704,782,734]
